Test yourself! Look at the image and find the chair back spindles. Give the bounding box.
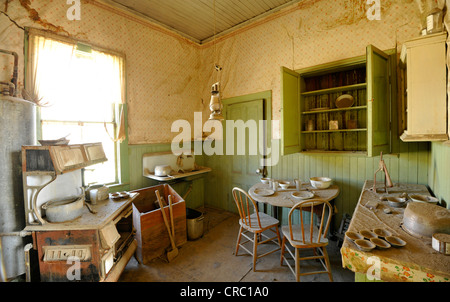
[232,187,262,230]
[288,199,332,245]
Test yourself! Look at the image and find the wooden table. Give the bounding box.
[249,182,340,220]
[341,180,450,282]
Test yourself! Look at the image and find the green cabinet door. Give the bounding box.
[280,66,301,156]
[367,45,391,157]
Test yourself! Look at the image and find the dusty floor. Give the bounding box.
[119,206,355,283]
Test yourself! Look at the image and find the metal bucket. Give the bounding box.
[186,208,204,240]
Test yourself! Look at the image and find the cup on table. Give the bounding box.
[294,179,302,191]
[272,181,279,191]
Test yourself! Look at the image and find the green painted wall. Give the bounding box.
[125,134,448,229]
[201,139,430,227]
[428,142,450,208]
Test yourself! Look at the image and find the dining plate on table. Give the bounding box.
[253,188,275,196]
[291,191,314,200]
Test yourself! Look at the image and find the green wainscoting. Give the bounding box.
[125,138,447,228]
[201,140,431,228]
[429,142,450,208]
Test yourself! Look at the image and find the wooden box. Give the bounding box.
[131,184,186,264]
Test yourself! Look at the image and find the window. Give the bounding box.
[26,30,125,185]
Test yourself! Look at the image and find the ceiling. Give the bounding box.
[101,0,301,44]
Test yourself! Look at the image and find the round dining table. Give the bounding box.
[248,182,340,219]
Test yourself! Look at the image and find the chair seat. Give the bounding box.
[240,212,279,232]
[282,225,328,248]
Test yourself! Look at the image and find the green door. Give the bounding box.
[225,99,265,197]
[280,66,301,156]
[367,45,391,157]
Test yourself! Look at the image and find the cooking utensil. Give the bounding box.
[42,193,84,223]
[155,190,178,262]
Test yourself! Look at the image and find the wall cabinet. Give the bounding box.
[399,33,448,142]
[281,45,394,156]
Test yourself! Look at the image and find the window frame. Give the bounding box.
[24,28,130,190]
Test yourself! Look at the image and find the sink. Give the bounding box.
[142,150,211,182]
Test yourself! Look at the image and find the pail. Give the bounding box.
[186,208,204,240]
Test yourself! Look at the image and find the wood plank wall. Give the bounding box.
[428,142,450,208]
[200,140,431,229]
[126,139,448,230]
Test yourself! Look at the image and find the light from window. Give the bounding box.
[29,34,124,185]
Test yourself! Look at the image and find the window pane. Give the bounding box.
[42,121,116,185]
[40,55,115,123]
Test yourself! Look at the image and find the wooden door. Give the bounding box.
[225,99,265,197]
[367,45,391,157]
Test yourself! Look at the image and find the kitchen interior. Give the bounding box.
[0,0,449,287]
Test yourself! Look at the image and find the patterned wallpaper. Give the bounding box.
[0,0,423,143]
[199,0,422,138]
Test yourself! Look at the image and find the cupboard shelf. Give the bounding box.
[302,105,367,115]
[302,128,367,134]
[301,83,367,96]
[281,45,394,156]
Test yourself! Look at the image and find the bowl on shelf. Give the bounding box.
[310,177,332,189]
[335,94,354,108]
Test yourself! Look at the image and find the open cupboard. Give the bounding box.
[281,45,395,157]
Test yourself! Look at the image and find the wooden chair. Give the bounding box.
[232,187,281,271]
[280,199,333,282]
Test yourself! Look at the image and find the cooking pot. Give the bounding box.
[42,194,85,223]
[154,165,173,176]
[402,202,450,238]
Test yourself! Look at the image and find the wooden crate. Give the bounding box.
[131,184,186,264]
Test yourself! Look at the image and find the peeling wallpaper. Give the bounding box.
[0,0,203,144]
[1,0,423,144]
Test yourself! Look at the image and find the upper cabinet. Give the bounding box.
[281,45,394,157]
[399,33,448,142]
